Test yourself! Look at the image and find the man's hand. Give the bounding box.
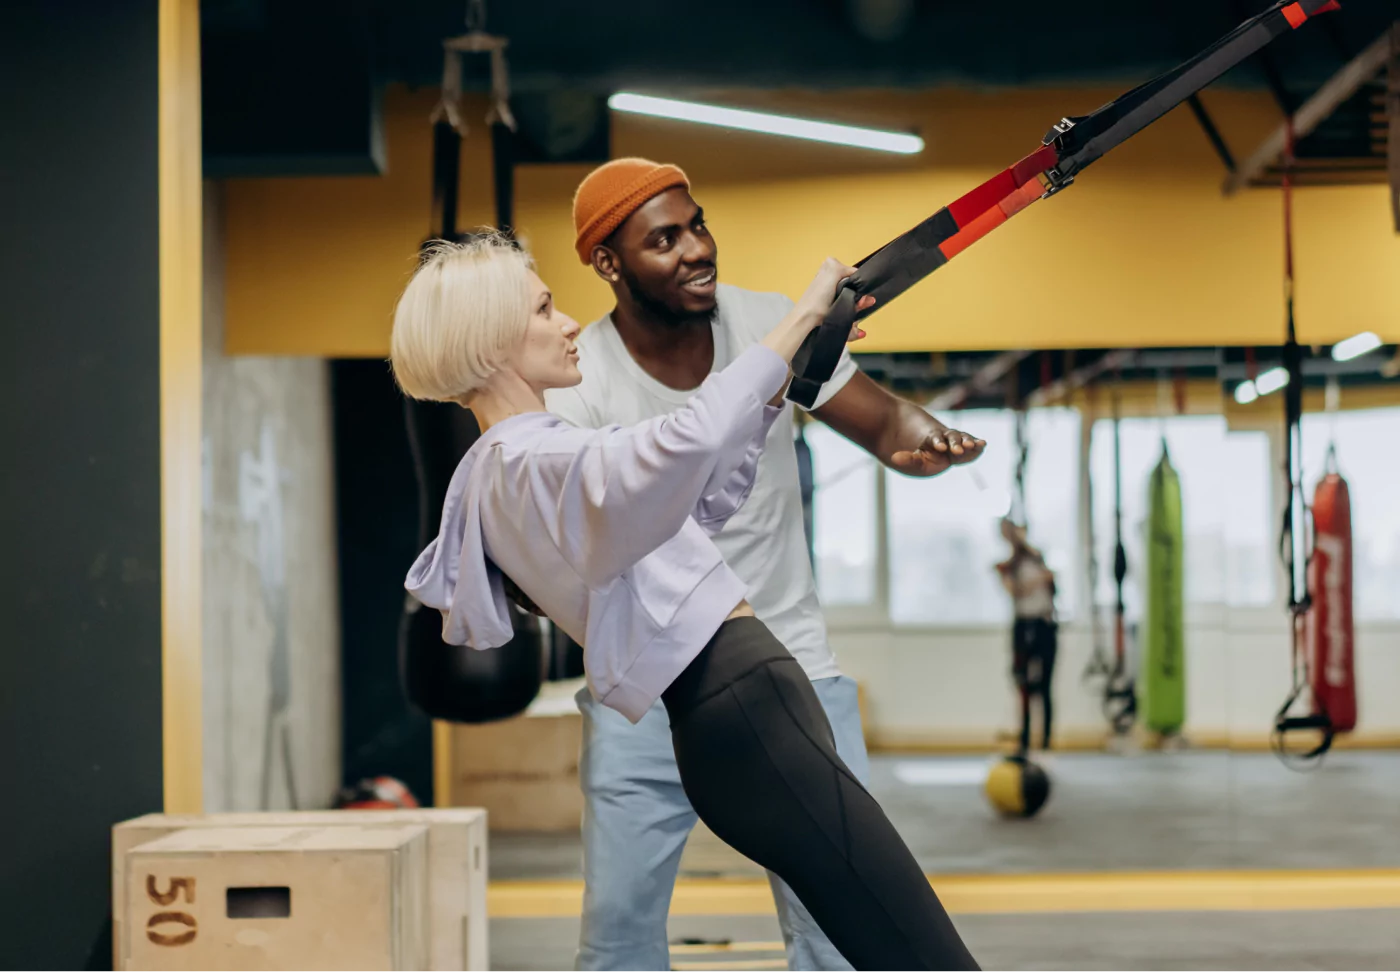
[813,371,988,478]
[890,427,986,477]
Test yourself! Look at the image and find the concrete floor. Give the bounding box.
[491,750,1400,879]
[490,909,1400,971]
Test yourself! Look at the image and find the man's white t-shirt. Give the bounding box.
[544,283,858,682]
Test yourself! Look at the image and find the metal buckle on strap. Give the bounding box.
[1042,116,1076,145]
[1039,117,1078,198]
[1039,168,1075,199]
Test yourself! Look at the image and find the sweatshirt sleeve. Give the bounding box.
[533,344,790,589]
[692,403,782,535]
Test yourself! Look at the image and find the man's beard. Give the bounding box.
[619,263,718,330]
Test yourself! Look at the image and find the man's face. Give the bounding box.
[607,188,718,326]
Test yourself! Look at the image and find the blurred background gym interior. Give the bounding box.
[4,0,1400,968]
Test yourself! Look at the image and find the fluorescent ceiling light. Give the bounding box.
[1331,331,1382,362]
[1255,367,1290,396]
[608,93,924,155]
[1234,381,1259,405]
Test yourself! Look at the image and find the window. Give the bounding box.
[804,421,878,607]
[1089,415,1274,615]
[886,408,1080,626]
[1301,407,1400,622]
[1222,429,1275,608]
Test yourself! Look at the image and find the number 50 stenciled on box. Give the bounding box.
[122,825,428,971]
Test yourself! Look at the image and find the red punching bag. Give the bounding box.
[1306,458,1357,734]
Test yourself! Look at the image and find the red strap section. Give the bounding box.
[998,179,1044,219]
[947,170,1018,228]
[940,175,1048,260]
[939,204,1008,259]
[1010,144,1059,186]
[946,145,1059,228]
[1283,0,1340,29]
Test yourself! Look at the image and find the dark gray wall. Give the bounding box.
[0,2,165,967]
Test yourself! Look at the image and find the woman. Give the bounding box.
[393,232,977,971]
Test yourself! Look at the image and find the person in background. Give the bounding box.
[996,517,1059,752]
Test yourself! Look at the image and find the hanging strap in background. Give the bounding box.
[426,0,519,242]
[431,120,462,241]
[1081,383,1113,684]
[1102,383,1138,735]
[1011,408,1029,527]
[1272,118,1333,763]
[787,0,1340,407]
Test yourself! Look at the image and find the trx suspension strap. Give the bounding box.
[1010,408,1029,528]
[786,0,1340,408]
[1104,387,1138,735]
[1272,121,1333,764]
[1081,385,1114,687]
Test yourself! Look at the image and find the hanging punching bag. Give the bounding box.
[400,390,545,723]
[1144,447,1186,736]
[398,116,544,724]
[1306,459,1357,734]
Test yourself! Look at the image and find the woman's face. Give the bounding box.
[511,270,582,392]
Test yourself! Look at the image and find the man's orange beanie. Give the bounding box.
[572,158,690,264]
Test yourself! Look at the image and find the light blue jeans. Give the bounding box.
[574,675,871,971]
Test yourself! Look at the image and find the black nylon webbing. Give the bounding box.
[1051,3,1324,179]
[787,0,1338,408]
[787,147,1052,406]
[788,209,953,406]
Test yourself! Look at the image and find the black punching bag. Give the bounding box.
[398,118,543,724]
[399,394,544,723]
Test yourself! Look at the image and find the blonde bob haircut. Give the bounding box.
[390,232,535,403]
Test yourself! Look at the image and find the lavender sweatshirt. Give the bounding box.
[404,344,790,722]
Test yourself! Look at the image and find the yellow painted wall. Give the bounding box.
[160,0,203,812]
[224,85,1400,357]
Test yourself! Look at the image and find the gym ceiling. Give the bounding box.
[201,0,1400,404]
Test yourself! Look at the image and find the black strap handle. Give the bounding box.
[788,287,862,408]
[786,205,958,407]
[1273,713,1336,762]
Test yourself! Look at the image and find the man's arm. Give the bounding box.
[811,370,985,477]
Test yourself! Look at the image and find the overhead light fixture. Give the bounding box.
[1255,366,1290,396]
[1234,381,1260,405]
[607,93,924,155]
[1331,331,1382,362]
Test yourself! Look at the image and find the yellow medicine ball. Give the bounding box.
[984,755,1051,818]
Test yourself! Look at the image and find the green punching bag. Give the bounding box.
[1144,446,1186,735]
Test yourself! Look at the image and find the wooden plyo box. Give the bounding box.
[448,694,584,833]
[113,809,488,971]
[123,825,428,971]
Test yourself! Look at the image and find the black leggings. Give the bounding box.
[661,617,979,971]
[1012,617,1058,752]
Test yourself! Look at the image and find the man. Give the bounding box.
[995,517,1059,752]
[545,158,985,971]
